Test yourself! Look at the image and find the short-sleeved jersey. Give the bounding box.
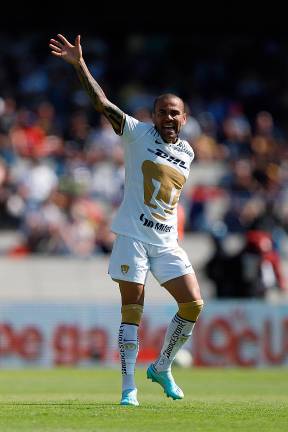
[111,114,194,246]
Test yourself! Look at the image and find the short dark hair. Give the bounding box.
[153,93,185,113]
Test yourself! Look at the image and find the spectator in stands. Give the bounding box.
[205,223,234,298]
[206,229,286,298]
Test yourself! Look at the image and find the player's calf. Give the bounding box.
[118,304,143,406]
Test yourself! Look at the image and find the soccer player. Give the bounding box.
[49,34,204,406]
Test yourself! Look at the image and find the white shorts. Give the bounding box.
[108,234,194,285]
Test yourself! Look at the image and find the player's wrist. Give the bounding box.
[73,57,84,69]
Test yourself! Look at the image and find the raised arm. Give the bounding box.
[49,34,125,134]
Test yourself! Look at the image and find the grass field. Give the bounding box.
[0,367,287,431]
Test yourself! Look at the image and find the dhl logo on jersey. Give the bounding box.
[147,148,188,170]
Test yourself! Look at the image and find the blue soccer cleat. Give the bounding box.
[120,388,139,406]
[147,364,184,400]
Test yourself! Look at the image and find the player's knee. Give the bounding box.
[177,299,204,322]
[121,304,143,325]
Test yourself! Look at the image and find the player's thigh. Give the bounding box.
[150,244,201,302]
[108,235,149,283]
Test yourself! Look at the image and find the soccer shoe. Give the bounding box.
[147,364,184,400]
[120,388,139,406]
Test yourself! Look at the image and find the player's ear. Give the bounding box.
[181,112,187,125]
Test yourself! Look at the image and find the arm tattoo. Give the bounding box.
[76,60,105,110]
[76,59,125,134]
[103,105,125,135]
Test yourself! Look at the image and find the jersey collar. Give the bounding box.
[153,127,181,146]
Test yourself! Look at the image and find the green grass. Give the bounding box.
[0,367,287,431]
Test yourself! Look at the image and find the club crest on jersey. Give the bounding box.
[121,264,130,274]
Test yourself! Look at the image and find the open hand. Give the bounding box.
[49,34,82,65]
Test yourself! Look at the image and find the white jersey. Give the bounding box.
[111,115,194,246]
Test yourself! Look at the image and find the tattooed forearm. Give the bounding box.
[76,59,106,111]
[75,59,125,134]
[103,105,125,135]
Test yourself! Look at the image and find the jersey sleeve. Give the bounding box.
[121,114,151,144]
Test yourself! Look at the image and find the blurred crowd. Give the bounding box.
[1,33,288,296]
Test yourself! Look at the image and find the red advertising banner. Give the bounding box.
[0,301,287,367]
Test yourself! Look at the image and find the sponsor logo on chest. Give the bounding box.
[147,148,188,170]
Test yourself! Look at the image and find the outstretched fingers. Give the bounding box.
[50,38,63,49]
[49,43,61,52]
[50,50,62,58]
[57,33,73,47]
[49,40,62,57]
[75,34,81,47]
[48,33,81,64]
